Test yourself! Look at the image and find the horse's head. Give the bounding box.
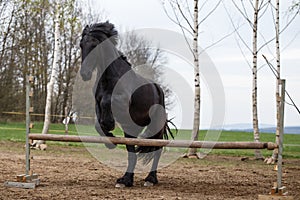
[79,22,118,81]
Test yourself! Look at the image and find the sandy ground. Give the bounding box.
[0,141,299,200]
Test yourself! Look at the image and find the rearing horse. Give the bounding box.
[79,22,174,187]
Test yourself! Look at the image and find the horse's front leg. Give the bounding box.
[116,139,137,187]
[95,100,116,149]
[99,94,115,132]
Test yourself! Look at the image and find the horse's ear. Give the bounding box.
[82,25,90,36]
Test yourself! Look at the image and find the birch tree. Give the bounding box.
[227,0,300,160]
[41,2,61,136]
[267,0,281,164]
[162,0,200,158]
[162,0,222,158]
[52,0,82,122]
[266,0,299,164]
[225,0,273,159]
[252,0,264,160]
[228,0,263,159]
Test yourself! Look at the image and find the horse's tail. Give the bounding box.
[154,83,177,140]
[136,84,177,165]
[164,118,177,140]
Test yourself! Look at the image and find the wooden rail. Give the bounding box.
[29,134,278,150]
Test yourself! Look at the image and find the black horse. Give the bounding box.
[79,22,174,187]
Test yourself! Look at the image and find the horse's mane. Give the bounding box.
[82,21,131,66]
[82,21,118,45]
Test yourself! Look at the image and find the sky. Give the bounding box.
[90,0,300,129]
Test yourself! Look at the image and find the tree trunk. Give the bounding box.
[41,4,60,136]
[187,0,200,158]
[271,0,281,163]
[252,0,263,160]
[0,6,15,68]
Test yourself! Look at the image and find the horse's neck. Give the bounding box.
[95,56,132,91]
[105,56,131,78]
[94,43,133,92]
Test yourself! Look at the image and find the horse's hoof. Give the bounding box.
[144,181,154,187]
[115,183,126,188]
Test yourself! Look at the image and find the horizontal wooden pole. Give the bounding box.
[29,134,277,150]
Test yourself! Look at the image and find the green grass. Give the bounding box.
[0,122,299,158]
[0,122,77,141]
[176,129,300,158]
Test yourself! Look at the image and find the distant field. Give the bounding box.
[0,122,299,158]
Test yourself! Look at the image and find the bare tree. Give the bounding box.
[0,0,82,125]
[252,0,264,160]
[162,0,200,158]
[79,0,106,24]
[266,0,299,164]
[0,0,41,118]
[41,2,61,135]
[270,0,281,165]
[118,31,172,108]
[162,0,222,158]
[0,2,18,117]
[53,0,82,122]
[226,0,300,160]
[225,0,273,160]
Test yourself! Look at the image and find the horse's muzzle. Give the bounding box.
[80,69,92,81]
[100,119,115,132]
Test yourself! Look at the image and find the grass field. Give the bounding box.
[0,122,299,158]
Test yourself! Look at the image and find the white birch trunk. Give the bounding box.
[187,0,200,157]
[41,4,60,136]
[252,0,263,159]
[272,0,281,162]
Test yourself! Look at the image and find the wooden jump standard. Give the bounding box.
[28,133,277,150]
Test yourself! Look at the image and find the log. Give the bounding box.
[29,134,277,150]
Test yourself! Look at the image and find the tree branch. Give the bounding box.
[232,0,254,28]
[161,0,193,35]
[161,0,194,55]
[223,1,252,70]
[224,2,252,53]
[199,0,222,25]
[199,28,238,55]
[257,10,299,52]
[175,0,194,31]
[184,0,194,20]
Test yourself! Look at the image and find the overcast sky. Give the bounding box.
[91,0,300,129]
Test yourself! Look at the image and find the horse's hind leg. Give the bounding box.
[144,147,162,186]
[142,106,166,186]
[115,134,137,187]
